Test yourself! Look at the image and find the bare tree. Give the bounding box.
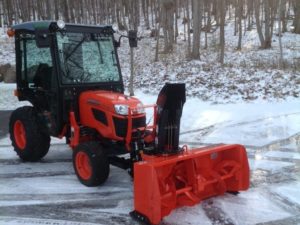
[186,0,191,55]
[280,0,287,32]
[4,0,13,25]
[0,0,3,27]
[161,0,175,52]
[142,0,150,29]
[62,0,70,22]
[237,0,243,50]
[219,0,226,64]
[191,0,202,59]
[294,0,300,33]
[264,0,272,48]
[246,0,254,31]
[254,0,276,49]
[155,0,161,62]
[278,0,284,68]
[203,0,211,49]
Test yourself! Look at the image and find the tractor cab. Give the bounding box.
[12,21,124,136]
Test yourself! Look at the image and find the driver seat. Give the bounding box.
[33,63,53,90]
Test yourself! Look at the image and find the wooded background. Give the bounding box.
[0,0,300,63]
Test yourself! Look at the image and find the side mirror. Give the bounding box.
[128,30,137,48]
[35,29,51,48]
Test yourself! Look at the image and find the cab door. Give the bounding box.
[17,32,62,136]
[17,33,53,108]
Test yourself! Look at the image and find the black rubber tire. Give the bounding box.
[73,142,110,187]
[9,106,50,162]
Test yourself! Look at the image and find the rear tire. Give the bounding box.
[9,106,50,161]
[73,142,110,187]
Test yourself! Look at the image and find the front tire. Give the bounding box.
[9,106,50,161]
[73,142,110,187]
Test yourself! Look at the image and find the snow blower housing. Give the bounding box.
[9,21,250,225]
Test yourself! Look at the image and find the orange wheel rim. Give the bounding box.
[76,152,92,180]
[14,120,26,150]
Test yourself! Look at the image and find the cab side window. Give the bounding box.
[20,34,53,89]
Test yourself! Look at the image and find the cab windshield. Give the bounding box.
[56,32,120,84]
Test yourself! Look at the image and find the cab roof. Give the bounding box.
[12,21,54,31]
[12,21,114,34]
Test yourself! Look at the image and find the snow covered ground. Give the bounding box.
[0,84,300,225]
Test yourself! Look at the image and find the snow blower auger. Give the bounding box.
[9,21,249,225]
[130,83,250,225]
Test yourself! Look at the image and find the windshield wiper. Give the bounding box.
[96,41,104,64]
[64,35,87,61]
[111,51,117,66]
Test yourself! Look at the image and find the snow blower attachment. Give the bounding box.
[131,84,250,225]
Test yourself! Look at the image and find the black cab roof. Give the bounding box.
[12,21,114,34]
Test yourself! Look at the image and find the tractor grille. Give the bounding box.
[113,116,146,138]
[92,108,108,126]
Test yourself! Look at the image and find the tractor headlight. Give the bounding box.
[135,103,145,114]
[57,20,66,29]
[114,104,129,115]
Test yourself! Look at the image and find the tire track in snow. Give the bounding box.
[0,158,72,165]
[0,197,138,225]
[250,168,299,188]
[180,112,300,150]
[202,200,236,225]
[181,131,300,152]
[257,215,300,225]
[0,171,74,178]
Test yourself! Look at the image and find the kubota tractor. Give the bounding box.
[8,21,250,224]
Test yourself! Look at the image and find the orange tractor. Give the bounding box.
[8,21,249,224]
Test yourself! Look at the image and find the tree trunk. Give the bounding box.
[191,0,202,59]
[219,0,226,64]
[45,0,51,20]
[264,0,272,49]
[62,0,70,22]
[247,0,253,30]
[155,0,161,62]
[237,0,243,50]
[5,0,13,25]
[54,0,59,20]
[0,0,2,27]
[142,0,150,29]
[174,0,179,43]
[294,0,300,33]
[280,0,287,32]
[255,0,265,48]
[186,0,191,56]
[278,0,284,68]
[31,0,36,21]
[234,1,238,36]
[204,0,211,49]
[161,0,175,52]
